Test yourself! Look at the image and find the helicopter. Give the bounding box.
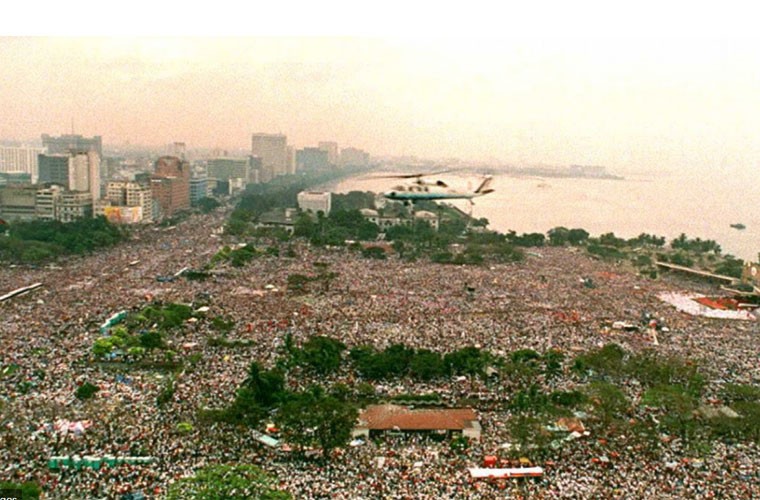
[375,171,495,204]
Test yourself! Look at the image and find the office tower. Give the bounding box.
[296,148,330,171]
[42,134,102,157]
[37,154,70,186]
[248,156,262,184]
[189,176,209,204]
[151,156,190,218]
[0,145,46,182]
[340,147,370,167]
[71,151,100,202]
[287,146,296,175]
[207,157,250,183]
[318,141,339,166]
[251,133,288,182]
[38,152,100,202]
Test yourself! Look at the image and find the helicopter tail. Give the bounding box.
[475,176,495,195]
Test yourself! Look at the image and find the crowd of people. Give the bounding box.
[0,208,758,499]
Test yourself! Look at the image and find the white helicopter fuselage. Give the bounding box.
[382,176,494,202]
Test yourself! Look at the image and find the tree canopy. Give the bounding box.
[166,464,291,500]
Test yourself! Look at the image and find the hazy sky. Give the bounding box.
[2,5,760,175]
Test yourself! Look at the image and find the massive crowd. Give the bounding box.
[0,209,758,499]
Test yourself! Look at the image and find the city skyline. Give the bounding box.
[2,8,760,179]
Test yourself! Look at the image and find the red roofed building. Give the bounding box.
[353,404,481,441]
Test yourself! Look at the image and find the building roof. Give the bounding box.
[357,404,478,431]
[414,210,437,219]
[258,208,297,226]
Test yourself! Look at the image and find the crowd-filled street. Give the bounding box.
[1,209,758,499]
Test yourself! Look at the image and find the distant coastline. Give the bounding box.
[486,164,624,180]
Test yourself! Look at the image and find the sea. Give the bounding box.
[326,169,759,262]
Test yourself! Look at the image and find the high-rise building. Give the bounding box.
[190,176,209,204]
[38,152,100,202]
[340,147,370,167]
[207,158,250,183]
[251,133,288,182]
[38,154,71,186]
[42,134,102,157]
[0,146,46,182]
[318,141,339,166]
[154,155,190,181]
[70,151,100,202]
[151,156,190,219]
[297,148,330,171]
[248,156,262,184]
[287,146,296,175]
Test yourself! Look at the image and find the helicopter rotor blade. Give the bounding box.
[366,169,455,180]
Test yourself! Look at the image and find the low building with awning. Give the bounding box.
[353,404,481,441]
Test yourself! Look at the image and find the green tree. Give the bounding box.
[297,336,346,375]
[278,389,358,460]
[585,381,629,425]
[243,362,286,408]
[721,383,760,404]
[599,232,627,247]
[641,384,699,442]
[220,387,267,427]
[542,349,565,378]
[509,384,551,414]
[625,351,705,397]
[92,337,115,357]
[195,196,222,213]
[714,255,744,279]
[572,343,626,379]
[362,246,387,259]
[409,349,446,381]
[332,191,376,211]
[547,226,570,246]
[567,228,590,245]
[509,414,552,456]
[293,212,318,239]
[445,346,489,377]
[165,464,291,500]
[75,382,100,400]
[139,330,164,349]
[0,481,41,499]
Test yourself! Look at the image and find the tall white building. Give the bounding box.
[0,146,46,182]
[69,151,100,202]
